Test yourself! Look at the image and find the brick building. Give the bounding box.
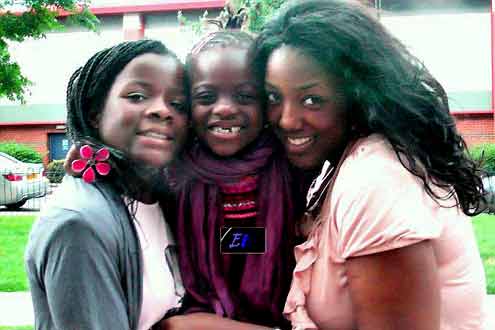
[0,0,493,165]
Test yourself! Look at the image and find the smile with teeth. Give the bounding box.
[287,136,313,146]
[210,126,242,134]
[143,132,172,140]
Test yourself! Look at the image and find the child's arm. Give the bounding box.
[158,313,279,330]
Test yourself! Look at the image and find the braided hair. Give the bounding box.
[251,0,485,215]
[185,30,254,87]
[66,39,182,201]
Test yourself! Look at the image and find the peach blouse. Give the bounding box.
[284,134,487,330]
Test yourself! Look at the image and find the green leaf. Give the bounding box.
[0,0,99,102]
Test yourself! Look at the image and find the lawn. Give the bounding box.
[472,213,495,294]
[0,216,34,292]
[0,214,494,293]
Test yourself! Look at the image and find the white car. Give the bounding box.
[0,152,49,210]
[482,175,495,214]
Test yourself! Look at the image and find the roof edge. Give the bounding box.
[0,121,65,127]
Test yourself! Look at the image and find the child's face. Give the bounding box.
[190,47,263,157]
[98,53,188,168]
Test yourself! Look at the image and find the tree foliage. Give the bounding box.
[178,0,287,35]
[240,0,286,32]
[0,0,99,102]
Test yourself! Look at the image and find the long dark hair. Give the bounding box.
[66,39,182,201]
[251,0,485,215]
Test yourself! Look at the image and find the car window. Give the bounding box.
[0,155,16,166]
[0,153,20,163]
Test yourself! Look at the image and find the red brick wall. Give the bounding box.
[453,114,495,147]
[0,125,65,166]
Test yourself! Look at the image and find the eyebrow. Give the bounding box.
[192,81,257,92]
[126,80,153,89]
[265,81,322,91]
[126,80,184,94]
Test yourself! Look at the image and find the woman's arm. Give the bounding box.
[346,240,440,330]
[26,210,130,330]
[158,313,276,330]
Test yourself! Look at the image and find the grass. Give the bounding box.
[0,214,493,294]
[472,213,495,294]
[0,327,33,330]
[0,216,35,292]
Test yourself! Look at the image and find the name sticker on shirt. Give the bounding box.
[220,226,265,254]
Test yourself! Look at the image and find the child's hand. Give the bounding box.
[63,144,80,176]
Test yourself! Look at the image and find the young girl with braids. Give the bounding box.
[25,39,188,330]
[158,31,305,330]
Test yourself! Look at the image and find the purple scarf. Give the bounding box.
[175,132,301,327]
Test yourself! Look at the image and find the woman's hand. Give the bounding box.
[346,240,440,330]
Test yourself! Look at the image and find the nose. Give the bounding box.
[211,97,238,119]
[145,98,175,122]
[277,101,303,131]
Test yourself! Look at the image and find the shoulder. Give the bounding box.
[339,134,411,185]
[47,176,116,212]
[331,134,432,212]
[324,135,443,259]
[26,177,128,261]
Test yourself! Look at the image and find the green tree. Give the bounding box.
[179,0,287,34]
[240,0,286,32]
[0,0,99,102]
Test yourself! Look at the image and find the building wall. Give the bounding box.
[454,114,494,146]
[382,11,491,112]
[145,9,222,60]
[380,9,494,146]
[0,7,217,107]
[0,125,64,165]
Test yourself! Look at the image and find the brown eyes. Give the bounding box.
[302,96,326,108]
[126,92,147,102]
[266,92,326,109]
[266,92,280,105]
[170,100,187,113]
[126,92,186,112]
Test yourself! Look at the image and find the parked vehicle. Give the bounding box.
[0,152,48,210]
[482,175,495,214]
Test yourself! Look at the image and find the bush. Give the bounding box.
[0,142,42,163]
[46,160,65,183]
[469,143,495,175]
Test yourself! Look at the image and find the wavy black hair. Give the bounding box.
[251,0,485,215]
[66,39,183,202]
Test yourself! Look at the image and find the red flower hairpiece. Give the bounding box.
[71,145,111,184]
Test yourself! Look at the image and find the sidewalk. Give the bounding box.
[0,292,493,329]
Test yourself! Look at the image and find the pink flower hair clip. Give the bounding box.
[71,145,111,184]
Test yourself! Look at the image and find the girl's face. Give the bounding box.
[190,47,263,157]
[97,53,188,168]
[265,45,348,170]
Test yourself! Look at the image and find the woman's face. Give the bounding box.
[98,53,188,168]
[265,45,348,170]
[190,46,263,157]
